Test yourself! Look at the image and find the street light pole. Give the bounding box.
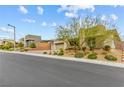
[8,24,16,51]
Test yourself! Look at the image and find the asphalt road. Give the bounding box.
[0,52,124,87]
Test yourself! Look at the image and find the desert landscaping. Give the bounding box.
[0,16,124,63]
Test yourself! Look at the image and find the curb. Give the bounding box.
[0,50,124,68]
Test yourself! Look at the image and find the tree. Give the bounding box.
[103,45,111,52]
[56,15,120,53]
[68,37,80,53]
[5,41,13,49]
[79,16,119,51]
[29,42,36,48]
[56,18,80,52]
[1,41,14,50]
[18,42,24,48]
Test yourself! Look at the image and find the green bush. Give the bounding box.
[0,45,3,49]
[87,53,97,59]
[75,52,84,58]
[53,51,58,55]
[58,48,64,56]
[104,55,117,61]
[18,42,24,48]
[29,42,36,48]
[43,51,47,54]
[90,46,95,51]
[103,45,111,52]
[2,45,10,50]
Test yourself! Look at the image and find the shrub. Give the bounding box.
[75,52,84,58]
[104,55,117,61]
[5,42,13,49]
[89,46,95,51]
[103,45,111,52]
[2,45,10,50]
[0,45,3,49]
[18,42,24,48]
[58,48,64,56]
[43,51,47,54]
[53,51,58,55]
[29,42,36,48]
[87,53,97,59]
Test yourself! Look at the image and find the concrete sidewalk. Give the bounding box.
[0,50,124,68]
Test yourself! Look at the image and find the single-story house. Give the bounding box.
[26,39,67,53]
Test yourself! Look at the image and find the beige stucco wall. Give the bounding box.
[52,40,67,51]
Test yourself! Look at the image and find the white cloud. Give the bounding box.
[40,22,57,27]
[19,6,28,14]
[57,5,69,12]
[58,5,95,13]
[22,19,36,23]
[101,15,107,21]
[37,6,44,15]
[100,14,118,21]
[57,5,95,18]
[50,22,57,27]
[76,5,95,12]
[110,14,118,21]
[65,12,78,18]
[0,27,14,33]
[41,22,47,26]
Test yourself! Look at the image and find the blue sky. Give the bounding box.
[0,5,124,41]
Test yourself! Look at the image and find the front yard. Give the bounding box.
[26,48,122,63]
[64,49,122,62]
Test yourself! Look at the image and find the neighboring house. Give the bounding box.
[26,39,67,51]
[21,34,67,51]
[24,34,41,47]
[37,40,67,51]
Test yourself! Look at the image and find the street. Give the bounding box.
[0,52,124,87]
